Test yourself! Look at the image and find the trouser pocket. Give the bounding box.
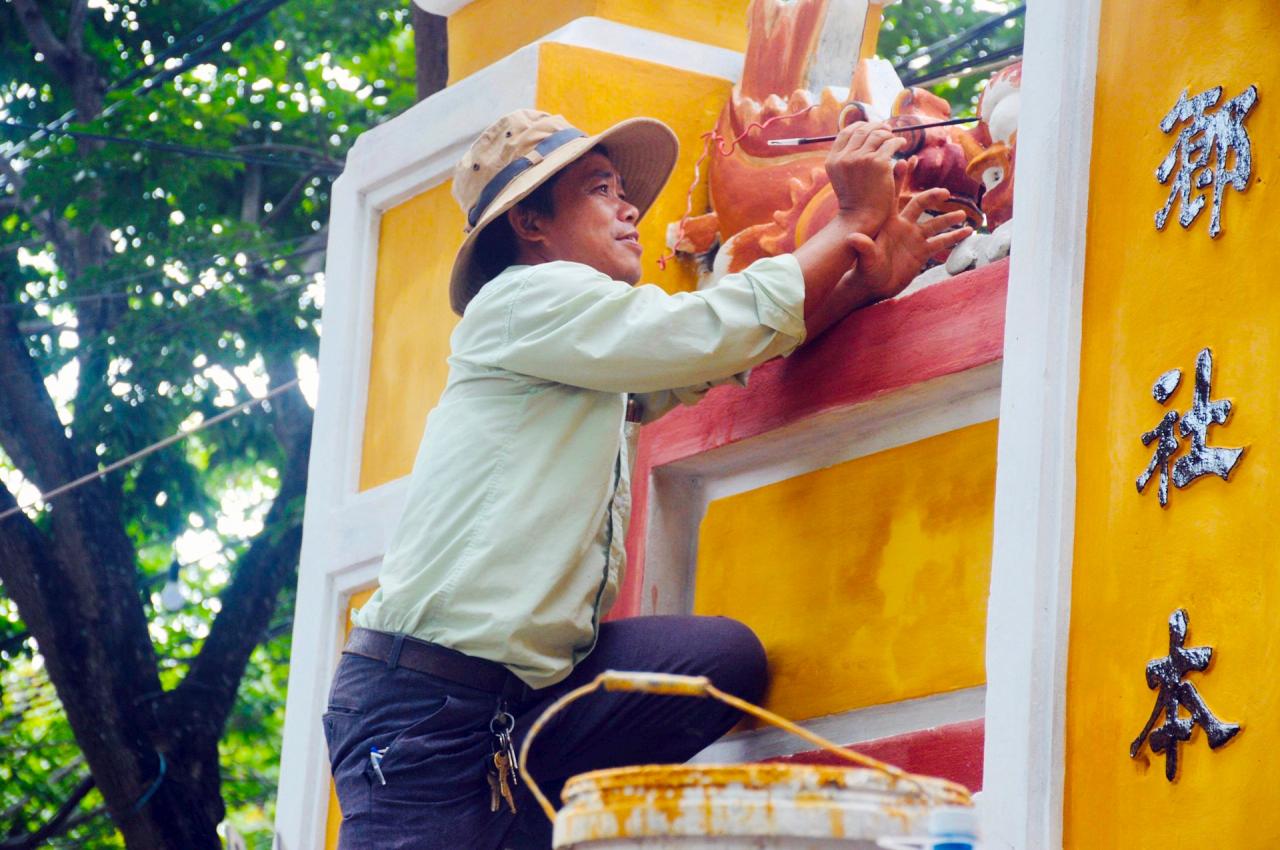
[324,706,374,819]
[370,696,492,807]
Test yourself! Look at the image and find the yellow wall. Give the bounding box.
[358,182,464,491]
[447,0,751,83]
[1066,4,1280,846]
[536,42,733,296]
[325,587,377,849]
[694,420,998,721]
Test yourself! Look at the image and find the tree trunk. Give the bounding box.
[412,4,448,100]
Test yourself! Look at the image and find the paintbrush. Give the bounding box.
[765,116,979,146]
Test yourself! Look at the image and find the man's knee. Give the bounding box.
[702,616,768,705]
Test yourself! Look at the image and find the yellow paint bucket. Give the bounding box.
[518,672,974,849]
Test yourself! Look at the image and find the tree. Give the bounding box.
[0,1,425,847]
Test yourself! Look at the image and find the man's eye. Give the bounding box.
[594,184,610,194]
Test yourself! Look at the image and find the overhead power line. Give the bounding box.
[1,240,326,313]
[892,5,1025,77]
[1,0,295,182]
[118,0,294,99]
[0,120,342,176]
[901,45,1023,89]
[0,378,301,523]
[0,273,318,387]
[109,0,282,95]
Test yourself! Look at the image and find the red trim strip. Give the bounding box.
[765,717,986,792]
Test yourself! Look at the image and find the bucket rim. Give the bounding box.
[560,762,972,802]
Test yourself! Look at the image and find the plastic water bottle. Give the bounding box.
[926,806,978,850]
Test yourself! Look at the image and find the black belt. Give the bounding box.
[343,627,532,705]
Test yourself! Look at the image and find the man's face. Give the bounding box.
[525,152,643,284]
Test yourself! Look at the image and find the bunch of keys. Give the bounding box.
[486,706,520,814]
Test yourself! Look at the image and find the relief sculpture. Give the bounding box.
[666,0,1021,294]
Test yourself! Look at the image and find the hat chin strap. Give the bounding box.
[467,128,587,229]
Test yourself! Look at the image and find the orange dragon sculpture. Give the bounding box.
[669,0,1020,285]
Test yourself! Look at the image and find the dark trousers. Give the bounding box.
[323,615,768,849]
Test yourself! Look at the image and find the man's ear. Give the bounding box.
[507,204,547,245]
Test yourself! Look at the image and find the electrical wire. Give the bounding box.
[7,231,316,294]
[0,120,343,176]
[0,377,301,522]
[120,0,293,100]
[1,0,295,180]
[1,239,325,313]
[890,4,1025,76]
[109,0,279,95]
[0,272,318,385]
[900,44,1023,88]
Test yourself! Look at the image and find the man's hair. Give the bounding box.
[472,172,559,281]
[471,145,609,282]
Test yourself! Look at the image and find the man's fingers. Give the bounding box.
[856,126,894,155]
[870,134,909,160]
[846,231,879,260]
[901,187,952,221]
[919,209,970,236]
[892,156,914,191]
[925,226,974,253]
[833,121,874,154]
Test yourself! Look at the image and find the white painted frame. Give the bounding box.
[981,0,1102,848]
[273,22,744,850]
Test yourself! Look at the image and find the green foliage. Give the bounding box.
[0,1,419,846]
[878,0,1024,113]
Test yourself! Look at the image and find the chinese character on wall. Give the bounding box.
[1130,609,1240,781]
[1155,85,1258,238]
[1136,347,1244,507]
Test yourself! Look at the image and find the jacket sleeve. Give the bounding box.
[487,254,806,394]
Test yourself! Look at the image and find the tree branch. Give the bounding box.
[0,493,58,663]
[0,285,80,493]
[9,0,72,69]
[11,0,103,119]
[66,0,90,55]
[176,363,312,735]
[0,150,75,262]
[0,775,95,850]
[260,168,316,228]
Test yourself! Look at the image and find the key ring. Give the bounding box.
[490,709,515,736]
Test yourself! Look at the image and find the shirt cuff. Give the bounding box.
[745,253,807,348]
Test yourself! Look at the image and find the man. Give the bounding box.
[323,109,970,849]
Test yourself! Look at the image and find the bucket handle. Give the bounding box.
[517,670,972,824]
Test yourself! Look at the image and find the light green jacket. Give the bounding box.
[352,254,806,688]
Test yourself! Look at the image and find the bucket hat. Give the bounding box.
[449,109,678,315]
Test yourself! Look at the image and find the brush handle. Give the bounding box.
[766,116,979,146]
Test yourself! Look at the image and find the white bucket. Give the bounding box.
[553,762,967,849]
[517,672,973,850]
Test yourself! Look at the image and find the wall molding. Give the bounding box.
[981,0,1101,847]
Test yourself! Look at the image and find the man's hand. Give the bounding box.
[804,188,973,340]
[824,121,908,235]
[851,187,973,304]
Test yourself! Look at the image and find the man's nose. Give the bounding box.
[618,199,639,223]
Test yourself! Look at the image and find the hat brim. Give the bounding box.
[449,117,679,315]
